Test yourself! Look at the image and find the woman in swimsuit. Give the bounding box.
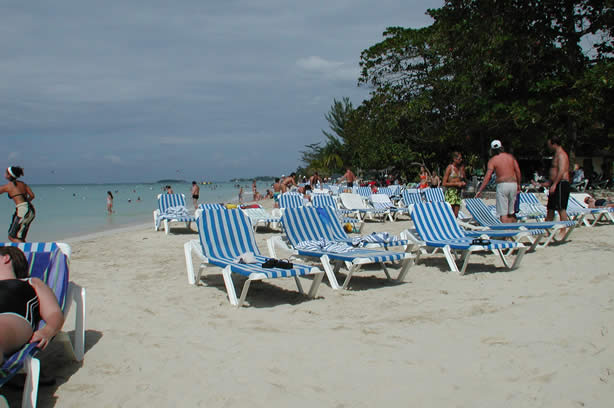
[443,152,466,217]
[0,166,36,242]
[0,246,64,365]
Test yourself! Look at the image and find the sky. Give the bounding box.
[1,1,442,184]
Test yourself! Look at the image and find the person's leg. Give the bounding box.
[0,315,34,362]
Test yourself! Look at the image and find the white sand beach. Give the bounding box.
[3,199,614,407]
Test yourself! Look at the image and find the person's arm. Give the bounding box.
[513,159,522,192]
[442,165,453,187]
[26,184,36,201]
[476,161,494,197]
[0,183,7,195]
[29,278,64,349]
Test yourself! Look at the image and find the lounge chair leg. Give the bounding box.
[184,242,196,285]
[380,263,392,280]
[293,276,304,294]
[307,271,324,298]
[67,283,86,361]
[458,250,473,275]
[342,264,361,289]
[23,356,40,408]
[222,266,241,307]
[442,246,460,273]
[395,257,414,282]
[164,220,169,235]
[319,254,342,290]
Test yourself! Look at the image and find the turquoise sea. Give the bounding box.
[0,181,272,242]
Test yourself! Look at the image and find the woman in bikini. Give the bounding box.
[0,166,36,242]
[443,152,466,217]
[0,246,64,366]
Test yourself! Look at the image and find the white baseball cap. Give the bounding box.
[490,139,502,149]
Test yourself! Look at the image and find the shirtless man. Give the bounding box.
[272,178,282,208]
[309,172,322,189]
[339,168,356,192]
[475,140,521,222]
[281,173,296,193]
[191,181,200,209]
[539,136,570,221]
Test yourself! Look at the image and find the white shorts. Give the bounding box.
[496,182,517,217]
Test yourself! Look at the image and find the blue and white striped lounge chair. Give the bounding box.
[184,209,323,307]
[464,198,578,246]
[568,194,613,226]
[354,186,373,199]
[153,193,196,235]
[339,193,389,222]
[312,193,363,232]
[518,192,587,224]
[422,187,445,202]
[269,206,415,290]
[0,242,85,408]
[401,190,423,208]
[198,203,226,211]
[410,202,527,275]
[370,194,410,221]
[278,193,309,211]
[376,187,394,197]
[239,204,282,232]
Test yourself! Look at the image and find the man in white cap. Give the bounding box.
[475,140,522,222]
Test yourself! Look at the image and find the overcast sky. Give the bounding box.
[1,1,442,184]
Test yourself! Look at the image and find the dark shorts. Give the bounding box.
[192,195,199,199]
[9,202,36,241]
[347,182,354,188]
[547,180,570,211]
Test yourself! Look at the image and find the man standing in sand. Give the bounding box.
[191,181,200,209]
[339,168,356,191]
[309,172,322,189]
[543,136,571,221]
[475,140,522,223]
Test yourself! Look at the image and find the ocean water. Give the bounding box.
[0,181,271,242]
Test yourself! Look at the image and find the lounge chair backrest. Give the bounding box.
[518,193,541,205]
[370,194,394,209]
[316,206,350,241]
[355,186,373,198]
[567,195,586,211]
[197,209,260,259]
[423,188,445,202]
[412,202,467,241]
[278,193,307,209]
[339,193,368,210]
[198,203,226,211]
[281,206,338,247]
[402,190,423,206]
[377,187,393,197]
[158,193,187,212]
[312,193,337,209]
[464,198,502,225]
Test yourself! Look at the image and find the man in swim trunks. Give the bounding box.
[339,168,356,192]
[475,140,522,223]
[272,178,282,208]
[191,181,200,209]
[0,247,64,364]
[543,136,571,221]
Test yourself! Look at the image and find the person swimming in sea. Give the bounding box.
[0,166,36,242]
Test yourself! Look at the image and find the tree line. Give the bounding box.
[299,0,613,181]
